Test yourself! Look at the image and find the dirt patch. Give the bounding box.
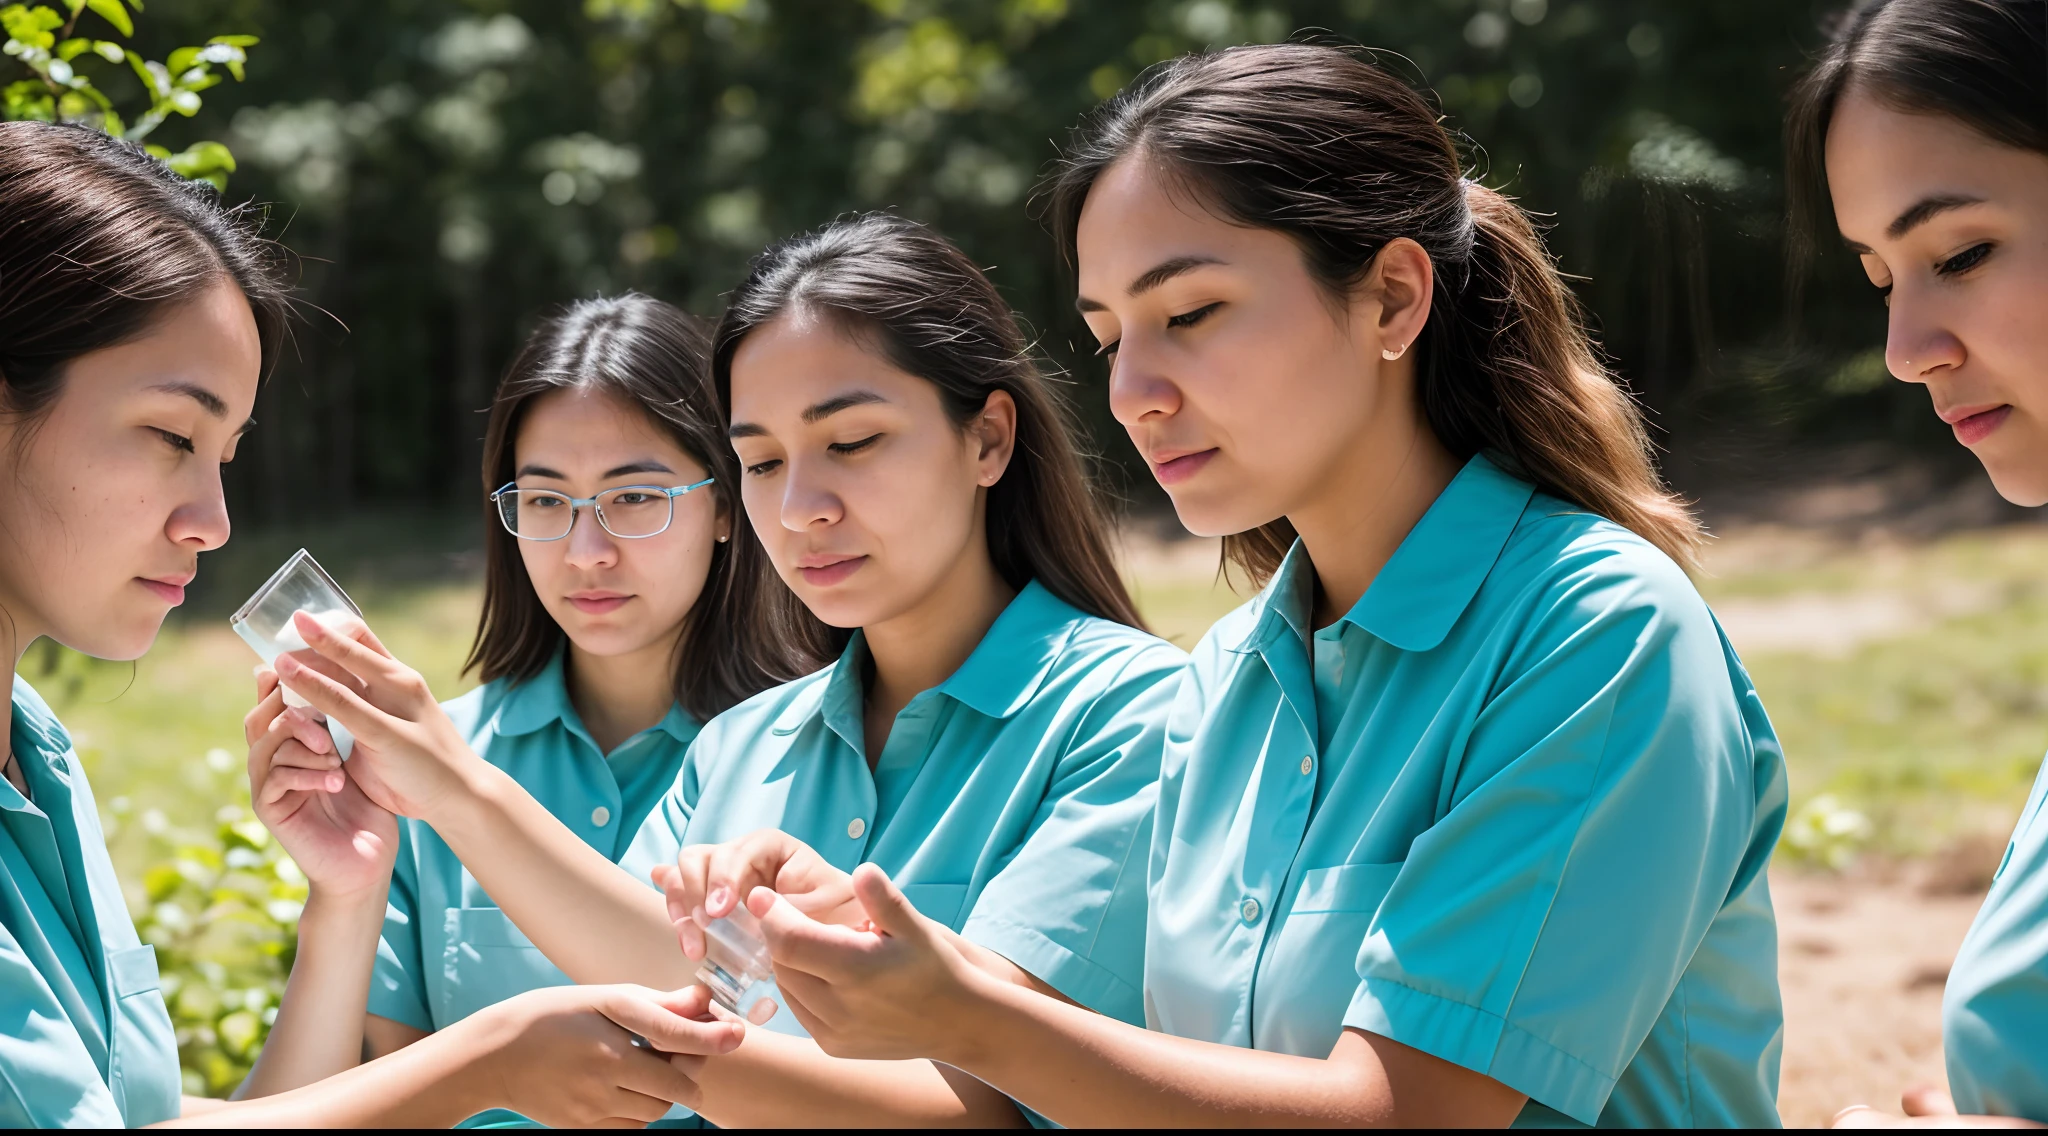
[1773,864,1989,1127]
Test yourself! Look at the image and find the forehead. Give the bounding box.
[1824,90,2015,240]
[727,312,931,422]
[1073,158,1297,295]
[516,385,686,455]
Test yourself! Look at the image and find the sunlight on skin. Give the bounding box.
[1825,91,2048,506]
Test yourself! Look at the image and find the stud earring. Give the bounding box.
[716,534,729,543]
[1381,343,1407,361]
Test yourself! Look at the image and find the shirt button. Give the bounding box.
[847,817,866,840]
[590,806,611,827]
[1240,897,1262,925]
[1300,755,1314,776]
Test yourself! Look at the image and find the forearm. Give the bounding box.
[159,1018,493,1127]
[430,762,687,986]
[233,886,389,1099]
[690,1029,1026,1129]
[941,977,1398,1128]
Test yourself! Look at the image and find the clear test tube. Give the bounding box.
[696,904,779,1024]
[230,549,366,759]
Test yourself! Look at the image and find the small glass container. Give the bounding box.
[230,549,365,760]
[696,904,779,1024]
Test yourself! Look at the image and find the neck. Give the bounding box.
[859,526,1016,762]
[1,598,45,790]
[564,627,683,755]
[1287,391,1461,628]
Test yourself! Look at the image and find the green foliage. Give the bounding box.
[105,750,303,1097]
[1,0,255,187]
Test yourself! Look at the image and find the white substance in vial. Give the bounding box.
[266,610,358,757]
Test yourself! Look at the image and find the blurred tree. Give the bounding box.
[102,0,1918,527]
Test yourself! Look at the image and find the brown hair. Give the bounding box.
[1047,44,1703,581]
[466,293,820,721]
[1786,0,2047,274]
[0,121,292,424]
[712,212,1143,654]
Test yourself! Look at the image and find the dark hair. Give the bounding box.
[0,121,292,424]
[1047,44,1703,580]
[466,293,821,721]
[1786,0,2048,269]
[711,212,1144,652]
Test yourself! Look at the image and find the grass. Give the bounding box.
[38,521,2048,892]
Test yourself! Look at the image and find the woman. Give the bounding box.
[692,44,1790,1128]
[237,294,814,1124]
[0,121,739,1127]
[1783,0,2048,1127]
[265,213,1186,1125]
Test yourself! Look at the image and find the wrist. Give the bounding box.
[297,881,391,936]
[929,962,1017,1072]
[420,744,506,831]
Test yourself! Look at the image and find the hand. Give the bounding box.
[271,610,484,822]
[748,863,993,1065]
[1830,1086,2044,1128]
[648,829,861,962]
[458,984,746,1127]
[245,669,397,900]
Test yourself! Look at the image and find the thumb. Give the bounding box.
[849,862,923,940]
[1900,1086,1958,1117]
[598,986,744,1056]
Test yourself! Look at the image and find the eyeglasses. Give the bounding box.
[489,478,715,542]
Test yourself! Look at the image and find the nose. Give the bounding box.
[1106,342,1182,428]
[165,463,231,552]
[563,505,621,569]
[1885,292,1966,386]
[777,456,843,533]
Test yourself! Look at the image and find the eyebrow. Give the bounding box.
[727,390,890,439]
[1847,193,1989,252]
[149,380,255,436]
[1074,255,1226,312]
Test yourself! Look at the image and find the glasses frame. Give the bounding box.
[489,477,716,542]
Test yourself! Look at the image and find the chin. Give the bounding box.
[1166,490,1279,542]
[1984,464,2048,508]
[59,619,164,663]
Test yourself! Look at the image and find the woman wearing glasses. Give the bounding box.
[264,213,1185,1125]
[239,294,811,1122]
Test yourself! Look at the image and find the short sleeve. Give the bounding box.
[1343,559,1765,1125]
[0,928,127,1127]
[961,647,1184,1026]
[367,823,434,1032]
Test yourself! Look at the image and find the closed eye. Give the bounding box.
[828,434,882,456]
[154,428,195,454]
[1167,302,1222,330]
[745,459,783,477]
[1936,242,1993,278]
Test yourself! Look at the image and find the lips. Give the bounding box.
[1948,405,2013,447]
[138,572,194,606]
[1149,448,1218,486]
[567,591,631,615]
[796,555,867,588]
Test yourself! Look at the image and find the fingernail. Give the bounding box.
[707,887,731,912]
[327,772,344,792]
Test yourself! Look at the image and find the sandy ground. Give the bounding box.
[1773,864,1989,1127]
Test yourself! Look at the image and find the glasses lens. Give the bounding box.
[500,490,574,540]
[596,487,673,538]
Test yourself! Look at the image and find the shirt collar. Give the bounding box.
[1257,452,1535,655]
[491,647,698,747]
[804,579,1082,751]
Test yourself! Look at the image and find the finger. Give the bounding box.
[247,698,292,785]
[260,764,346,805]
[594,987,744,1056]
[670,849,713,959]
[745,888,876,981]
[1900,1086,1958,1117]
[266,724,340,772]
[611,1052,702,1116]
[275,651,394,745]
[849,862,924,940]
[254,665,279,700]
[1828,1105,1886,1129]
[291,610,411,696]
[282,705,337,756]
[279,648,367,696]
[707,834,787,919]
[243,684,286,748]
[764,967,833,1040]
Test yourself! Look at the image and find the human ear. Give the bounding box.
[1361,237,1435,362]
[969,390,1018,488]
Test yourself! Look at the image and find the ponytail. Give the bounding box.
[1048,44,1703,583]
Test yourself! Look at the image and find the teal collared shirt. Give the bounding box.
[1146,455,1787,1128]
[371,650,700,1034]
[0,676,180,1127]
[623,579,1184,1031]
[1945,749,2048,1120]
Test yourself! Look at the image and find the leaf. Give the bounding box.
[82,0,129,38]
[207,34,256,47]
[91,38,118,61]
[55,35,88,59]
[165,43,195,74]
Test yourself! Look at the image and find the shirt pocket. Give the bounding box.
[1253,862,1401,1057]
[899,883,970,930]
[435,907,571,1027]
[105,945,181,1127]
